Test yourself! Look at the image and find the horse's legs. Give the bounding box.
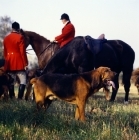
[110,74,119,102]
[122,70,132,102]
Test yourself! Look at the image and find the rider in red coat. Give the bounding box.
[54,13,75,48]
[3,22,28,100]
[42,13,75,74]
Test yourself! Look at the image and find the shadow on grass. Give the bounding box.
[0,101,88,127]
[0,99,97,139]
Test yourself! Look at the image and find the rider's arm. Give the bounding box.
[55,24,74,42]
[19,36,28,67]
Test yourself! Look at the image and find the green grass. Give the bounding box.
[0,85,139,140]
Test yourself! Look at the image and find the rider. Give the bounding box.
[42,13,76,74]
[3,21,28,99]
[53,13,75,48]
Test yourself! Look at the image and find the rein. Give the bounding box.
[39,42,53,56]
[26,42,54,56]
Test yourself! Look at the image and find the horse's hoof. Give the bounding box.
[124,101,129,105]
[109,99,114,102]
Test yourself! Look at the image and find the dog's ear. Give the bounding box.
[30,78,38,84]
[91,70,101,88]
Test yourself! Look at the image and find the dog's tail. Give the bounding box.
[30,77,38,85]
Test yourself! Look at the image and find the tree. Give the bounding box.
[0,16,13,58]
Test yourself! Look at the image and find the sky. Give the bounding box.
[0,0,139,68]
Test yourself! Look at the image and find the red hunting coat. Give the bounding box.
[55,22,75,48]
[3,32,28,71]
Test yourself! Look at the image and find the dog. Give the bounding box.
[131,68,139,94]
[30,67,116,122]
[0,67,14,100]
[25,68,42,101]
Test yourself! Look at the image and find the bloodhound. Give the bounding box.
[30,67,116,122]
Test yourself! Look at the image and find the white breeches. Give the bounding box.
[9,71,27,85]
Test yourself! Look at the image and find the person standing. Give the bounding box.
[3,21,28,99]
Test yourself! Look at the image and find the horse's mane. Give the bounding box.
[131,68,139,84]
[20,29,50,43]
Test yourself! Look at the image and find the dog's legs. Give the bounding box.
[76,97,86,122]
[103,88,110,101]
[78,101,86,122]
[75,105,80,120]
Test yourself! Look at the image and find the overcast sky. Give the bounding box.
[0,0,139,68]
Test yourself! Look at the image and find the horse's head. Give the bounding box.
[20,29,30,48]
[19,29,60,69]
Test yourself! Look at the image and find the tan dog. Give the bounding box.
[30,67,116,122]
[131,68,139,94]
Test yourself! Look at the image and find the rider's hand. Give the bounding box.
[50,40,57,43]
[24,66,28,70]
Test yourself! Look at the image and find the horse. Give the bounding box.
[20,29,135,103]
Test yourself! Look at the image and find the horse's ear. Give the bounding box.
[19,29,24,35]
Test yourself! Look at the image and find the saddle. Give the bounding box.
[84,35,107,55]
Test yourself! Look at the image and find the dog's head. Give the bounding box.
[91,67,116,89]
[0,67,14,85]
[0,73,14,86]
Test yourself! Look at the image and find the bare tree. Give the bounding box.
[0,16,13,58]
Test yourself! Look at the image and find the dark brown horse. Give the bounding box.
[21,29,135,103]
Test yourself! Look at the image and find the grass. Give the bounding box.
[0,84,139,140]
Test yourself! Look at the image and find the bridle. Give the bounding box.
[26,42,55,58]
[21,31,55,57]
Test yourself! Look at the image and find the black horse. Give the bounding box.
[42,36,135,103]
[21,30,135,102]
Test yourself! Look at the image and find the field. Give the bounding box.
[0,84,139,140]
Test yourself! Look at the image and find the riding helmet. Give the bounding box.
[60,13,70,20]
[12,22,20,30]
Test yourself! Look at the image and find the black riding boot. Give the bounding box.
[18,84,26,99]
[8,85,15,99]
